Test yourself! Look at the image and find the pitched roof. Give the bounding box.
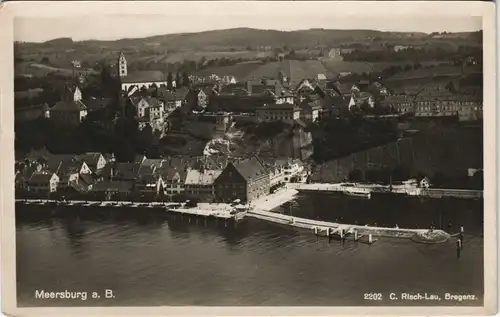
[28,172,55,183]
[137,173,162,185]
[380,95,414,105]
[91,180,134,193]
[258,102,299,111]
[113,162,141,179]
[184,169,222,186]
[141,159,164,168]
[121,71,165,84]
[78,152,104,168]
[84,97,114,111]
[174,87,190,99]
[299,99,323,111]
[51,100,87,112]
[232,158,269,182]
[45,154,81,173]
[142,97,163,108]
[159,166,183,181]
[79,173,94,186]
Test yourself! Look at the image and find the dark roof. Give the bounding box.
[380,95,414,105]
[299,99,322,111]
[51,100,87,112]
[84,97,114,111]
[78,152,104,168]
[28,172,55,183]
[121,71,165,84]
[158,89,178,102]
[175,87,190,99]
[134,154,147,163]
[137,173,161,184]
[258,102,299,111]
[113,162,141,179]
[233,158,269,182]
[15,88,44,100]
[58,159,83,176]
[143,97,163,108]
[91,180,134,193]
[46,154,80,173]
[141,159,164,168]
[79,173,94,186]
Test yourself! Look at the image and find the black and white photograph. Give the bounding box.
[1,1,497,316]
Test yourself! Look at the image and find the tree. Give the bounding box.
[182,71,190,86]
[167,72,173,90]
[175,72,181,88]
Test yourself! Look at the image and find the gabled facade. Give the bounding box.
[214,159,270,203]
[26,172,59,194]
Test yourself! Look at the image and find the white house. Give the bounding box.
[135,97,165,121]
[419,177,431,189]
[283,159,304,182]
[27,172,59,194]
[161,168,185,197]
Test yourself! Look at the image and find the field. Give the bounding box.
[193,59,460,84]
[321,60,447,74]
[385,64,482,81]
[14,62,98,77]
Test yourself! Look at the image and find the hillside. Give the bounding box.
[15,28,481,57]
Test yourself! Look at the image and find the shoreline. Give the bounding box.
[16,187,454,243]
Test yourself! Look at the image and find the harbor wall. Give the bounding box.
[310,125,483,183]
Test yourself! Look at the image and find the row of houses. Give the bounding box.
[381,90,483,121]
[16,151,306,204]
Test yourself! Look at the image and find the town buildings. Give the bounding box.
[118,52,168,91]
[299,99,323,122]
[256,103,300,124]
[380,95,414,114]
[50,87,87,126]
[25,172,59,195]
[184,168,222,202]
[214,158,270,203]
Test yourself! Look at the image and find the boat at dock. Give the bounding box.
[343,189,371,199]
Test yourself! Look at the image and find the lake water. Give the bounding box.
[16,193,484,307]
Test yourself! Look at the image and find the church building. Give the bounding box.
[117,52,169,92]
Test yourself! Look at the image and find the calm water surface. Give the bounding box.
[16,193,484,307]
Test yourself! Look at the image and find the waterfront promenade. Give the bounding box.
[291,183,483,199]
[16,198,238,220]
[17,182,457,242]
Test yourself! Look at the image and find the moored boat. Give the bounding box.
[343,189,371,199]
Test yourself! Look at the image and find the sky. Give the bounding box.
[12,2,483,43]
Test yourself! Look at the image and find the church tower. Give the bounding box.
[118,51,127,77]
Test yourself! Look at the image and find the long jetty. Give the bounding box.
[247,188,449,243]
[16,199,242,220]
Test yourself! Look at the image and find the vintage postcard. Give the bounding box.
[0,1,497,316]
